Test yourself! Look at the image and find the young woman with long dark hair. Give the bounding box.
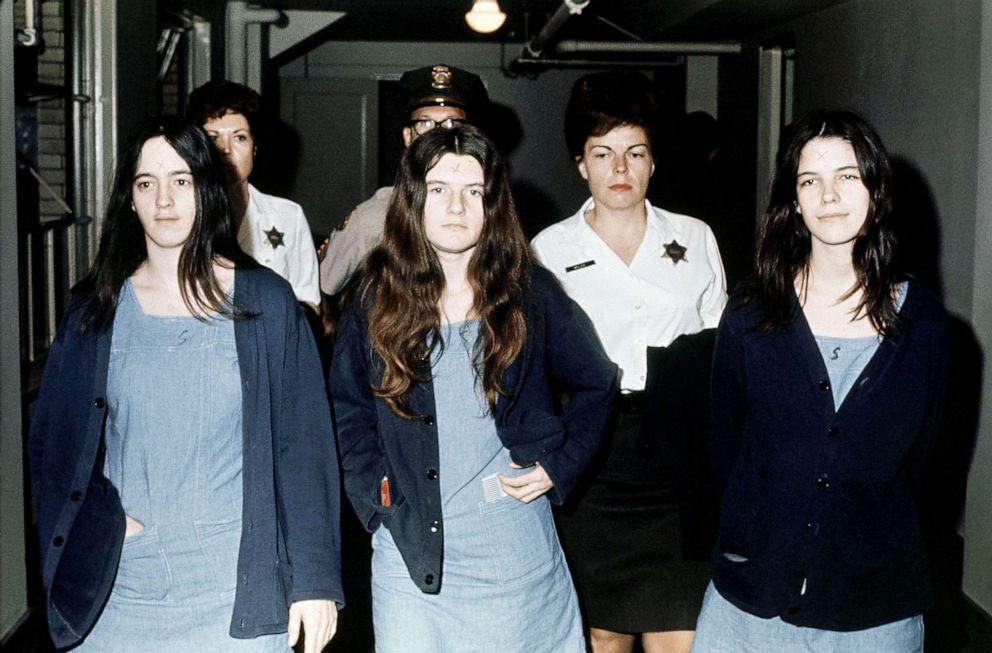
[29,119,342,653]
[330,124,617,651]
[692,110,948,652]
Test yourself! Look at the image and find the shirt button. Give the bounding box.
[240,617,247,629]
[423,415,435,426]
[827,426,839,438]
[242,569,249,581]
[805,521,820,535]
[429,520,440,533]
[424,574,435,585]
[247,521,253,533]
[94,397,106,408]
[70,490,82,501]
[817,475,830,489]
[53,536,64,547]
[817,379,831,392]
[426,468,438,481]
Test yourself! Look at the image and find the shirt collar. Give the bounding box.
[645,199,681,246]
[574,197,681,250]
[246,183,262,217]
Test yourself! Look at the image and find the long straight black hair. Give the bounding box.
[77,118,252,332]
[751,109,900,334]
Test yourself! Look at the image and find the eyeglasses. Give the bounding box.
[409,117,466,136]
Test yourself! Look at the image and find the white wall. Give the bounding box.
[966,0,992,616]
[1,0,28,640]
[785,0,981,317]
[777,0,991,615]
[686,55,719,118]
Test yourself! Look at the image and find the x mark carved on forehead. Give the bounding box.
[817,150,829,161]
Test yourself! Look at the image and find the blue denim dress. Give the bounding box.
[74,281,287,652]
[692,283,921,652]
[371,321,585,652]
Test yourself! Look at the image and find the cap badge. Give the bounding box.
[431,65,453,89]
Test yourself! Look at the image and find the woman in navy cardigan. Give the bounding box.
[28,119,342,652]
[692,111,948,652]
[330,125,617,651]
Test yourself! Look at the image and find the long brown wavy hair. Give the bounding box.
[358,124,530,418]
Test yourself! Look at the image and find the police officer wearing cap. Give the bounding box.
[318,64,489,296]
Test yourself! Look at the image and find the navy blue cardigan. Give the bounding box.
[709,281,948,631]
[28,266,344,648]
[329,265,618,593]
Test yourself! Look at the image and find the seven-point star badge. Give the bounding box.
[662,239,688,266]
[264,226,285,249]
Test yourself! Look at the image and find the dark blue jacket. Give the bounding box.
[28,266,343,648]
[709,281,948,631]
[329,265,618,593]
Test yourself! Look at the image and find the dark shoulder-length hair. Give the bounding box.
[77,117,249,332]
[186,79,264,137]
[358,124,530,418]
[752,109,899,334]
[564,70,658,160]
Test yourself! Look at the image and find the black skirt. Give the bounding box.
[556,411,711,633]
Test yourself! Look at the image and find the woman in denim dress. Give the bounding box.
[28,120,342,652]
[330,125,618,652]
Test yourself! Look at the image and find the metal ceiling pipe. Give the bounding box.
[513,56,686,68]
[17,0,38,46]
[523,0,591,58]
[225,1,286,84]
[556,40,742,55]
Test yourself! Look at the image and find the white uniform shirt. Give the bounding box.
[238,184,321,307]
[531,197,727,391]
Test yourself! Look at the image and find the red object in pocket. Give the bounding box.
[380,475,391,508]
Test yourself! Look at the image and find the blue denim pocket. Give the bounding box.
[194,517,241,595]
[113,525,173,603]
[480,496,556,585]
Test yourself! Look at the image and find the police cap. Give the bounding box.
[399,64,489,117]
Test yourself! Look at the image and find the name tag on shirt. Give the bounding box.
[565,260,596,273]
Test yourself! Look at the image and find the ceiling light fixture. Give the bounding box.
[465,0,506,33]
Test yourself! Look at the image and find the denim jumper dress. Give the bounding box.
[371,321,585,652]
[74,280,286,652]
[692,283,923,653]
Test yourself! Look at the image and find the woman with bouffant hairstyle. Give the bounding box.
[330,124,617,651]
[533,70,727,653]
